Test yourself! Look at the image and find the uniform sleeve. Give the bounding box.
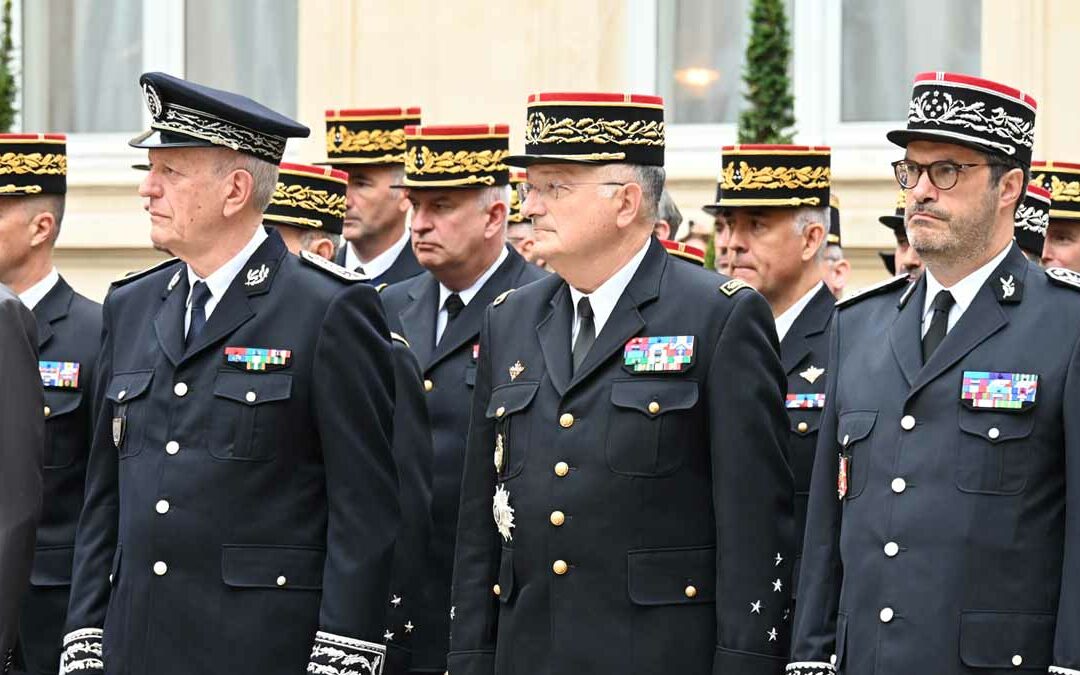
[787,310,844,675]
[0,297,43,662]
[62,296,116,675]
[383,340,435,673]
[446,307,500,675]
[709,290,795,675]
[1051,330,1080,674]
[306,282,400,674]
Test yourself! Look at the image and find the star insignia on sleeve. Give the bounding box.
[390,595,402,607]
[772,578,783,592]
[384,630,394,641]
[750,601,762,614]
[768,627,778,642]
[774,553,784,566]
[405,621,414,633]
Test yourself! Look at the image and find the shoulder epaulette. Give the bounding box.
[390,331,410,348]
[111,257,182,288]
[375,283,389,293]
[836,273,910,308]
[299,249,368,282]
[1046,267,1080,291]
[718,278,751,297]
[493,288,516,306]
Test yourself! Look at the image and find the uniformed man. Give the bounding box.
[0,283,44,673]
[62,73,398,675]
[379,123,545,674]
[879,189,924,280]
[263,161,435,674]
[822,194,851,297]
[660,238,708,267]
[0,133,101,675]
[1030,161,1080,270]
[703,174,733,275]
[790,72,1080,675]
[1015,183,1050,264]
[321,107,426,284]
[449,92,794,675]
[715,144,835,595]
[653,188,682,240]
[506,170,542,267]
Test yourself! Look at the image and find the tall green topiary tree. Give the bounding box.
[738,0,795,143]
[0,0,17,132]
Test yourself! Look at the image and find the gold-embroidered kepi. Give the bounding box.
[398,124,510,188]
[321,106,421,165]
[508,170,527,223]
[716,145,831,208]
[0,133,67,196]
[1015,183,1050,257]
[828,193,841,245]
[507,92,665,167]
[263,162,347,234]
[1030,161,1080,221]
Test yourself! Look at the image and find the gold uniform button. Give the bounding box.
[554,462,570,477]
[550,511,566,527]
[424,380,433,392]
[496,406,506,418]
[684,585,698,599]
[648,401,660,414]
[493,584,502,596]
[552,560,569,575]
[797,421,808,433]
[277,575,287,587]
[43,406,51,417]
[559,413,575,428]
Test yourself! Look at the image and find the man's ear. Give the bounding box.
[801,221,826,263]
[614,182,644,230]
[313,238,336,261]
[222,168,257,218]
[483,200,509,239]
[998,167,1026,214]
[28,210,57,247]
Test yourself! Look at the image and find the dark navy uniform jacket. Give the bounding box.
[63,229,399,675]
[791,244,1080,675]
[779,283,835,595]
[449,238,795,675]
[380,246,545,672]
[17,278,101,675]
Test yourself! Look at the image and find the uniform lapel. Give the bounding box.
[429,247,523,368]
[907,245,1026,400]
[32,276,74,349]
[399,275,439,370]
[154,268,188,367]
[888,276,925,387]
[779,283,834,374]
[536,282,573,397]
[568,239,664,389]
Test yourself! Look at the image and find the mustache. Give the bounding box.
[907,203,950,221]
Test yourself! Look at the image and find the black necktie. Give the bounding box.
[445,293,465,322]
[354,265,365,275]
[922,289,955,362]
[186,281,212,348]
[572,297,595,373]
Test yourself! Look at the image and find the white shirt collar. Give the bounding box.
[345,227,411,277]
[569,237,652,342]
[775,281,825,343]
[439,245,509,311]
[18,267,60,311]
[185,226,267,322]
[921,241,1013,333]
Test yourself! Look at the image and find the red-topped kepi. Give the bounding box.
[320,106,421,166]
[507,92,665,167]
[0,133,67,195]
[1030,160,1080,221]
[711,144,832,209]
[1014,183,1050,257]
[660,239,706,267]
[879,190,907,232]
[887,72,1037,165]
[508,169,528,223]
[263,162,348,234]
[396,124,510,188]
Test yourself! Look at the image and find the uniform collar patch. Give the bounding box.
[623,336,695,373]
[224,346,292,372]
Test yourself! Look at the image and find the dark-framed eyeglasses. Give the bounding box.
[516,181,628,202]
[891,159,1000,191]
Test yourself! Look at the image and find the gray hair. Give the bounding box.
[477,184,511,228]
[603,164,665,223]
[388,164,406,196]
[794,206,829,263]
[298,229,342,253]
[656,189,682,231]
[216,151,280,213]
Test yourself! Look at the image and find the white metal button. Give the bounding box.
[884,542,899,557]
[245,391,257,403]
[165,441,180,455]
[1011,654,1022,667]
[174,382,188,397]
[276,575,287,587]
[842,434,850,446]
[891,477,907,494]
[900,415,915,430]
[117,389,127,401]
[153,561,168,576]
[830,654,837,666]
[155,500,170,514]
[879,607,894,623]
[988,427,1000,440]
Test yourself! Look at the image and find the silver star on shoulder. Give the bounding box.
[750,601,762,614]
[390,595,402,607]
[772,578,783,592]
[768,627,778,642]
[774,553,783,566]
[384,630,394,641]
[405,621,415,633]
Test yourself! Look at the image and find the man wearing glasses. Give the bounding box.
[449,92,794,675]
[789,72,1080,675]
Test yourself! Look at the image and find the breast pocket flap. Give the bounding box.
[611,379,699,418]
[105,370,154,403]
[485,381,540,419]
[213,372,293,406]
[221,545,324,590]
[627,545,715,606]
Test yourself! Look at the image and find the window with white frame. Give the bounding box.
[19,0,298,135]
